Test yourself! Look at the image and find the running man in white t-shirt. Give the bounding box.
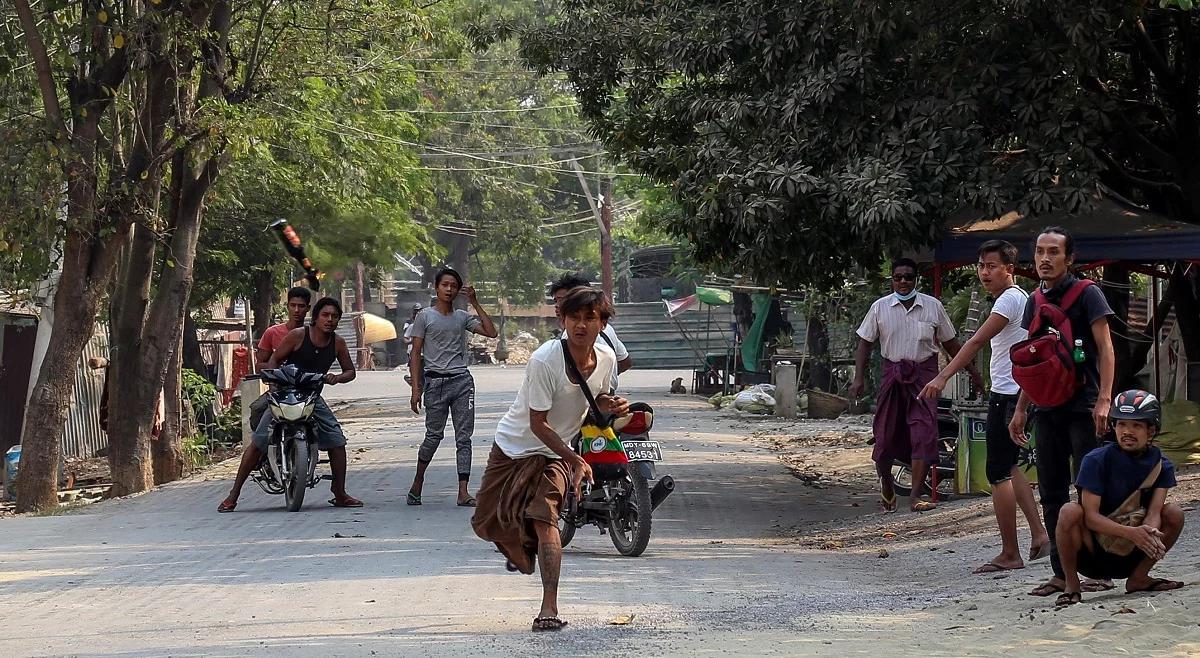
[471,287,628,632]
[919,239,1050,574]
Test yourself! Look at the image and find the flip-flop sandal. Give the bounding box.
[973,561,1024,574]
[217,500,237,513]
[457,497,477,507]
[1081,579,1115,592]
[1029,543,1051,562]
[1029,582,1065,597]
[911,500,937,512]
[879,491,898,513]
[329,497,364,508]
[1128,577,1184,593]
[1054,591,1082,607]
[531,617,568,632]
[407,492,422,506]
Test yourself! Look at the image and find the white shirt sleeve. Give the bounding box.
[992,287,1026,322]
[525,353,559,412]
[856,301,880,342]
[602,325,629,360]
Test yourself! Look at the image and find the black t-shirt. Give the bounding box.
[1021,274,1114,412]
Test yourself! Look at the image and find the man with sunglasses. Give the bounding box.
[850,259,981,512]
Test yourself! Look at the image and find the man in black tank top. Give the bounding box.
[218,298,361,512]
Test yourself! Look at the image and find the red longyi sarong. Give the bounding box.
[872,356,939,464]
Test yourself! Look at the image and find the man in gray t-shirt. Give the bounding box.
[408,268,498,507]
[409,307,481,374]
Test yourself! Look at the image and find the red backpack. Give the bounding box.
[1008,280,1093,408]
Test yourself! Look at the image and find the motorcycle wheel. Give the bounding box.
[558,509,577,547]
[608,465,652,557]
[284,439,310,512]
[891,437,956,498]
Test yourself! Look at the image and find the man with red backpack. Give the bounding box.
[1008,226,1116,599]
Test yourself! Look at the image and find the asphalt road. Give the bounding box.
[0,367,946,657]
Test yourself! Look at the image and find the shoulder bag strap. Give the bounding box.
[1058,279,1093,311]
[1108,460,1163,519]
[560,338,606,425]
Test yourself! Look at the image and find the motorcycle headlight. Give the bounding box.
[302,400,316,418]
[277,402,307,421]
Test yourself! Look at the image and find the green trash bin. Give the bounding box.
[955,401,1038,495]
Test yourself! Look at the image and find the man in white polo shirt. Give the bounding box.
[850,258,981,513]
[920,240,1050,573]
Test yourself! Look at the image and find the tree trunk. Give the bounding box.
[107,222,159,493]
[805,311,832,392]
[15,232,116,512]
[250,269,275,337]
[183,313,208,378]
[153,318,186,485]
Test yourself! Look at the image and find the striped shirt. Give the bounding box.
[856,293,957,363]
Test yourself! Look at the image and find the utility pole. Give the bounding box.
[600,178,614,299]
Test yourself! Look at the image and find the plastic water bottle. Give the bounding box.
[1072,339,1085,364]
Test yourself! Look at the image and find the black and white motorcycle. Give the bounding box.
[249,365,326,511]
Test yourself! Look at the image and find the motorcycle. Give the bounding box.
[248,365,327,511]
[559,403,675,557]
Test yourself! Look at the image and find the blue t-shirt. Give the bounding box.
[1074,443,1176,516]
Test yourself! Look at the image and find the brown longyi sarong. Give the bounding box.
[471,444,570,575]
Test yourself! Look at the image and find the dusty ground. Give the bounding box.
[2,368,1199,656]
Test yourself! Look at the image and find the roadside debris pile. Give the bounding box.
[709,384,778,414]
[468,331,542,365]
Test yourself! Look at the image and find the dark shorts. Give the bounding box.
[986,393,1021,484]
[1077,534,1147,580]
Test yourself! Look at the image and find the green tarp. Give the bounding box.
[741,293,771,372]
[696,286,733,306]
[1159,400,1200,465]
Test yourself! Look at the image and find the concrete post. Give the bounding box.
[774,363,799,418]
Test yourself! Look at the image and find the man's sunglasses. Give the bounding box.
[892,273,917,282]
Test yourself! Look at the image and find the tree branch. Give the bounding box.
[1130,18,1179,93]
[1098,150,1182,193]
[13,0,67,136]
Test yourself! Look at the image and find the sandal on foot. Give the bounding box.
[406,492,422,506]
[458,496,477,507]
[1127,577,1184,593]
[879,491,898,513]
[329,496,364,508]
[1055,591,1082,607]
[532,616,568,632]
[1029,582,1065,597]
[910,500,937,512]
[217,500,237,513]
[1028,542,1051,562]
[1082,579,1115,592]
[973,561,1024,574]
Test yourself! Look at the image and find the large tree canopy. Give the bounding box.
[493,1,1199,289]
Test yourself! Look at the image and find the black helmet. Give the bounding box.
[1111,389,1161,427]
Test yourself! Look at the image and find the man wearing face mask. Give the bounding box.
[850,259,982,512]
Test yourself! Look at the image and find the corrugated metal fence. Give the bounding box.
[62,323,109,459]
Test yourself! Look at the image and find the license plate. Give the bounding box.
[623,440,662,461]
